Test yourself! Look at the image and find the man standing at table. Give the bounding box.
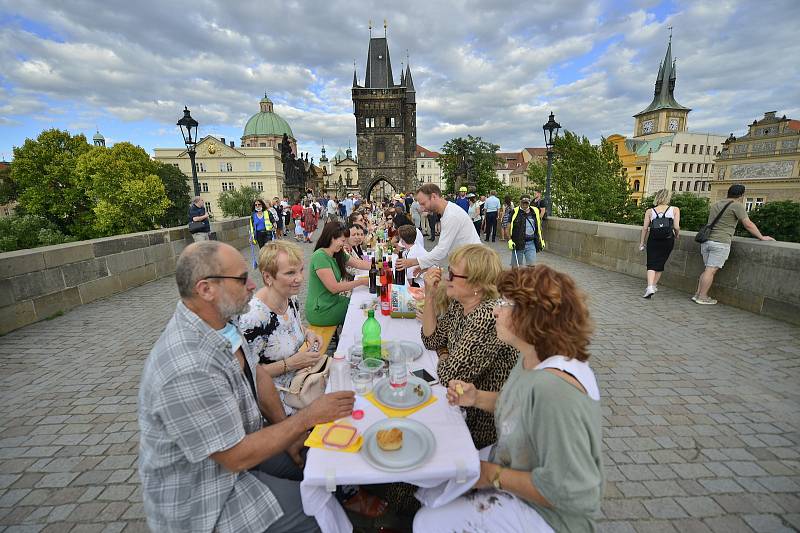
[396,183,482,274]
[138,241,354,533]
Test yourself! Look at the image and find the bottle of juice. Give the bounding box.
[362,310,382,359]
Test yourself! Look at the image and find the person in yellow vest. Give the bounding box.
[249,199,275,248]
[508,194,545,266]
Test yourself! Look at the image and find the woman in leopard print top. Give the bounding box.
[420,244,516,450]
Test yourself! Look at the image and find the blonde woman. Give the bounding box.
[638,189,680,298]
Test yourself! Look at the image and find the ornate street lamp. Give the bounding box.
[542,111,561,217]
[177,106,200,197]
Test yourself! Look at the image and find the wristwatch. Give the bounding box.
[491,466,505,490]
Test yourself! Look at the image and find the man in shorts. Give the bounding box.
[694,184,774,305]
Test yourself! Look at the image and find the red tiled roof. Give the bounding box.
[524,147,548,157]
[416,144,441,158]
[788,120,800,132]
[496,151,523,169]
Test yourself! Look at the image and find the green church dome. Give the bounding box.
[243,95,294,138]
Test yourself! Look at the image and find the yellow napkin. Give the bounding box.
[304,423,364,453]
[365,391,437,418]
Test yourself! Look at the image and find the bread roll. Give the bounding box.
[376,428,403,451]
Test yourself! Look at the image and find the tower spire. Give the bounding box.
[634,31,689,118]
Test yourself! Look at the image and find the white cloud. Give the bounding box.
[0,0,797,159]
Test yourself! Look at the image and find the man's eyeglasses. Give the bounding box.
[204,274,249,285]
[495,297,515,308]
[446,268,468,281]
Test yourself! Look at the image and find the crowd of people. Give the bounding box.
[145,181,771,532]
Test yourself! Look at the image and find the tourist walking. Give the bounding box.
[500,195,514,241]
[455,186,470,212]
[249,199,274,248]
[188,196,210,242]
[639,189,680,298]
[415,264,603,533]
[508,194,545,266]
[468,194,482,235]
[484,190,500,242]
[693,184,774,305]
[395,184,481,273]
[302,200,317,243]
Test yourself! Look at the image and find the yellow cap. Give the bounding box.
[459,186,467,192]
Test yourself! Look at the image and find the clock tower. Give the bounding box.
[633,36,690,139]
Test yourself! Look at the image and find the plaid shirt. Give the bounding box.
[138,301,283,532]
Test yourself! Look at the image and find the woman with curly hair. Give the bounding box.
[415,265,604,533]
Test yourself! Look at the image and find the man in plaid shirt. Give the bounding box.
[138,241,354,532]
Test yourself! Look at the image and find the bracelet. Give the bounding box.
[283,359,289,373]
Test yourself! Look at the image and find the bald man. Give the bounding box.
[138,241,354,533]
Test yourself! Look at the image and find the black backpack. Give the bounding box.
[649,207,674,240]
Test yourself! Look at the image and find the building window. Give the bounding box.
[249,161,263,171]
[257,182,263,191]
[694,181,700,191]
[699,145,703,155]
[671,181,676,191]
[701,181,706,191]
[259,143,266,147]
[675,144,680,153]
[673,163,679,172]
[679,181,684,191]
[681,163,686,172]
[691,145,696,154]
[219,162,226,172]
[636,166,641,171]
[172,163,180,168]
[713,146,718,154]
[633,180,640,192]
[711,164,715,172]
[745,197,765,212]
[689,163,694,173]
[206,202,212,213]
[706,145,711,154]
[390,117,396,127]
[227,162,233,172]
[196,162,206,172]
[682,145,686,153]
[201,182,209,193]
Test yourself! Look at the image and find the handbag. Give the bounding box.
[695,201,733,243]
[188,221,206,234]
[276,355,331,409]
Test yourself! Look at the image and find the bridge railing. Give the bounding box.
[543,217,800,326]
[0,218,250,335]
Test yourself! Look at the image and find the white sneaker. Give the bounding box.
[695,297,717,305]
[691,293,698,302]
[643,286,656,299]
[653,286,658,293]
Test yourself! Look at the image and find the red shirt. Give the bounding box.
[291,204,303,220]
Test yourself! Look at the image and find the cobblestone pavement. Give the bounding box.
[0,232,798,533]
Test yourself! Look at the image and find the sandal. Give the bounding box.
[343,490,388,518]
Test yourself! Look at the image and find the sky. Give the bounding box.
[0,0,798,162]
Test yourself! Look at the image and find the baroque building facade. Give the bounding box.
[712,111,800,208]
[416,144,443,190]
[352,33,417,198]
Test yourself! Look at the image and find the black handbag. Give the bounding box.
[188,221,206,234]
[695,201,733,243]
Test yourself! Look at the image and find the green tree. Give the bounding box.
[526,131,638,223]
[10,129,93,236]
[154,162,192,228]
[741,200,800,243]
[438,135,503,195]
[0,163,15,204]
[218,186,262,218]
[637,192,710,232]
[75,142,170,236]
[0,214,74,252]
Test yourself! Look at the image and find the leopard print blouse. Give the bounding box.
[422,299,517,450]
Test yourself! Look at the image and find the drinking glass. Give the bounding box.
[352,371,373,395]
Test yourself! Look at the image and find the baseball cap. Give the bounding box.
[459,186,468,192]
[466,193,476,198]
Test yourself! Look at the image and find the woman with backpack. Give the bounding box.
[639,189,680,298]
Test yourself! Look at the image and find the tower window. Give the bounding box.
[675,144,680,153]
[689,163,694,173]
[673,163,678,172]
[691,145,696,154]
[681,163,686,172]
[390,117,396,127]
[671,181,676,191]
[683,145,687,153]
[699,145,704,154]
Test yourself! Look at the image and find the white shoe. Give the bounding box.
[653,286,658,293]
[643,286,656,299]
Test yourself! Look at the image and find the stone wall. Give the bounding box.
[544,217,800,325]
[0,218,250,335]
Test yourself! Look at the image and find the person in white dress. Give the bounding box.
[239,241,323,416]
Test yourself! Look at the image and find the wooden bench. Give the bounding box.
[306,325,338,355]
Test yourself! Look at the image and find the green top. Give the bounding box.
[708,199,748,244]
[305,249,349,326]
[491,356,604,533]
[243,111,294,138]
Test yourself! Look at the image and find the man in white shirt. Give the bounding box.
[396,184,481,273]
[326,196,337,223]
[483,190,501,242]
[343,194,354,218]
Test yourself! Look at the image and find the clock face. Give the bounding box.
[642,120,654,134]
[668,118,679,131]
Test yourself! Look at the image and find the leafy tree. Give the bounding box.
[218,186,262,218]
[0,163,15,205]
[637,192,710,232]
[0,214,74,252]
[438,135,503,195]
[154,162,192,228]
[740,200,800,243]
[75,142,170,236]
[10,129,93,237]
[525,131,638,223]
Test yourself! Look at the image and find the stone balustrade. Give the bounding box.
[543,217,800,325]
[0,218,251,334]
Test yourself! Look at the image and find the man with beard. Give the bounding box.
[138,241,354,533]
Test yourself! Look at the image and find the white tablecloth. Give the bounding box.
[301,285,481,533]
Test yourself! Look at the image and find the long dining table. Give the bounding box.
[300,283,481,533]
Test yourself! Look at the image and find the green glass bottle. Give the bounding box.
[362,309,382,360]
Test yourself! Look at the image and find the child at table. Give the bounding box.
[397,224,427,285]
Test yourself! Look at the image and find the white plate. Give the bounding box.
[373,376,432,409]
[361,418,436,472]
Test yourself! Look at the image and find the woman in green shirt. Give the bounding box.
[415,265,604,533]
[305,222,371,326]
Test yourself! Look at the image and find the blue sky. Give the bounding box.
[1,0,798,162]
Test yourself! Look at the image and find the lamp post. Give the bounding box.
[542,111,561,217]
[177,107,200,198]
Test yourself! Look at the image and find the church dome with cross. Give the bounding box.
[241,94,296,153]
